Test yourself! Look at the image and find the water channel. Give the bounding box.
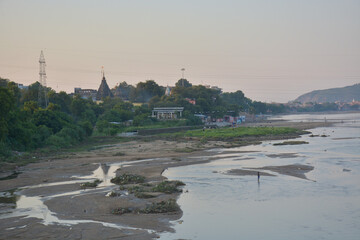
[160,113,360,240]
[0,112,359,239]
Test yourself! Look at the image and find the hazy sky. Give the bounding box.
[1,0,359,103]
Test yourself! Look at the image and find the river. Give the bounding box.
[160,112,360,240]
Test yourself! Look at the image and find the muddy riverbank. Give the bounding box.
[0,121,332,239]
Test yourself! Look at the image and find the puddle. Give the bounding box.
[0,158,160,233]
[2,195,148,232]
[0,171,21,181]
[6,225,27,231]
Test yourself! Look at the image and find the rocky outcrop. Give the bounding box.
[294,83,360,103]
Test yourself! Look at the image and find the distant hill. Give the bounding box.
[294,83,360,103]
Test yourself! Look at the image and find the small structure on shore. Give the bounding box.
[152,107,184,120]
[165,86,172,96]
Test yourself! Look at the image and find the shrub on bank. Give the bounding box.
[110,173,145,185]
[152,181,185,194]
[140,199,180,214]
[177,127,298,140]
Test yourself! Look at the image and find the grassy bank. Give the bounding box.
[168,126,300,141]
[1,126,302,174]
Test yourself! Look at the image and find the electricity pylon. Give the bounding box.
[38,50,48,108]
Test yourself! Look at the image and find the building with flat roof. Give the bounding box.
[152,107,184,120]
[74,88,97,100]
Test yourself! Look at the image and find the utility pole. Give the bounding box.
[38,50,48,108]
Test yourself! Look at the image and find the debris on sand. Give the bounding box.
[273,141,308,146]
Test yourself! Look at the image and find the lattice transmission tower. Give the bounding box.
[38,50,48,108]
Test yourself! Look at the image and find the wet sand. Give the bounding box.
[225,169,276,177]
[0,121,329,239]
[253,164,314,180]
[266,153,300,158]
[225,164,314,180]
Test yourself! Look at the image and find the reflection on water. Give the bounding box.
[0,159,155,233]
[4,195,145,231]
[1,113,359,238]
[160,112,360,240]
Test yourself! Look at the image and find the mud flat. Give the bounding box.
[248,164,314,180]
[225,169,276,177]
[0,121,330,239]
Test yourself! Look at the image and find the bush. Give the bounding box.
[80,179,102,189]
[45,135,68,148]
[79,120,93,136]
[96,119,109,133]
[152,181,185,194]
[0,141,12,158]
[108,191,121,197]
[133,113,152,126]
[109,128,118,136]
[140,199,179,214]
[134,192,155,199]
[32,125,52,147]
[112,207,133,215]
[126,185,145,193]
[113,152,125,156]
[110,173,145,185]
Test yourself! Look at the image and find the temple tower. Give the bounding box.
[96,67,113,100]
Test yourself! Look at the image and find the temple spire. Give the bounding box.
[96,66,113,100]
[101,66,105,79]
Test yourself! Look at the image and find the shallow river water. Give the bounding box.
[160,113,360,240]
[0,113,359,239]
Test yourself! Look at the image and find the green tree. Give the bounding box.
[131,80,164,102]
[21,82,40,103]
[175,78,192,88]
[7,81,21,106]
[0,77,9,87]
[252,101,267,114]
[23,101,39,114]
[221,90,251,112]
[48,90,72,113]
[32,109,73,134]
[0,87,15,141]
[112,81,134,100]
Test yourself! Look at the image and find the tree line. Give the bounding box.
[0,76,287,158]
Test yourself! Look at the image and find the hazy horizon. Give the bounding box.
[1,0,359,103]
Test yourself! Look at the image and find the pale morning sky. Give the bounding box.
[0,0,359,103]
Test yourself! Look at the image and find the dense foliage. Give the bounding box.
[0,76,346,159]
[0,80,95,158]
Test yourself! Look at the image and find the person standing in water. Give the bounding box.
[258,172,260,182]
